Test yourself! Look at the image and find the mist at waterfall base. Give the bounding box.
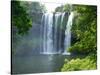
[12,12,74,74]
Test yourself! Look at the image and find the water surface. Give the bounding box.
[12,54,68,74]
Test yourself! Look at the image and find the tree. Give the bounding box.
[55,4,72,12]
[61,5,97,71]
[20,1,46,23]
[61,54,96,71]
[69,5,97,54]
[11,1,46,55]
[11,1,32,35]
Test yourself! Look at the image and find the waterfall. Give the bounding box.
[59,13,65,53]
[42,13,53,54]
[40,12,74,54]
[54,13,61,53]
[64,12,74,54]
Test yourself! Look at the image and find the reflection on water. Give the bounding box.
[12,54,68,74]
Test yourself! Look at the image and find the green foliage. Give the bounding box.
[20,1,46,14]
[55,5,97,55]
[55,5,63,12]
[61,54,96,71]
[69,30,96,54]
[20,1,46,23]
[61,5,97,71]
[55,4,72,12]
[11,1,32,35]
[12,1,46,55]
[69,5,97,54]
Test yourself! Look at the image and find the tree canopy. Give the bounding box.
[11,1,32,35]
[69,5,97,54]
[59,4,97,71]
[11,1,46,55]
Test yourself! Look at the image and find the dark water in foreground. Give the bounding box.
[12,54,69,74]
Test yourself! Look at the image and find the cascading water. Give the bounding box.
[64,12,74,54]
[40,12,74,54]
[42,13,53,54]
[53,13,61,53]
[59,13,65,53]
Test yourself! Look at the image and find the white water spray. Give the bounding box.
[64,12,74,54]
